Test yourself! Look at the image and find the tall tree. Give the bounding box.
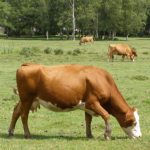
[2,0,149,38]
[122,0,147,40]
[39,0,50,39]
[72,0,76,40]
[98,0,123,40]
[0,0,12,33]
[145,0,150,34]
[57,0,75,39]
[7,0,41,36]
[76,0,97,36]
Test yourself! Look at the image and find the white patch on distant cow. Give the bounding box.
[122,111,142,138]
[36,98,96,116]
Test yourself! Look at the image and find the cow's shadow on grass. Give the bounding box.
[0,132,128,141]
[0,133,88,140]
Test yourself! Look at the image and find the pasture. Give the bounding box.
[0,38,150,150]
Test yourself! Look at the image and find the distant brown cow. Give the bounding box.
[8,64,141,139]
[79,36,94,45]
[108,44,137,62]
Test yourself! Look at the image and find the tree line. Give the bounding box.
[0,0,150,40]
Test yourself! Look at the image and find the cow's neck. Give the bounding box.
[104,91,133,127]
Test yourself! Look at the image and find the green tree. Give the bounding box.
[0,0,12,34]
[121,0,147,40]
[145,0,150,34]
[99,0,122,40]
[56,0,75,39]
[76,0,98,36]
[7,0,41,36]
[39,0,50,39]
[2,0,149,38]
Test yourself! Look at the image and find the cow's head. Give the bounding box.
[122,109,142,139]
[130,48,137,61]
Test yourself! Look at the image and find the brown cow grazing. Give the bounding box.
[79,36,94,45]
[8,64,141,139]
[108,44,137,62]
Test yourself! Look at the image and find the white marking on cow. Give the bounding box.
[35,98,96,116]
[122,111,142,138]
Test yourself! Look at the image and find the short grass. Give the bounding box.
[0,38,150,150]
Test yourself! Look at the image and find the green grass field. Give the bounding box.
[0,38,150,150]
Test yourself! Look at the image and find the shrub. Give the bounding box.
[44,47,53,54]
[142,51,149,55]
[72,48,81,56]
[67,51,72,55]
[113,37,119,41]
[31,47,41,53]
[131,75,149,81]
[19,47,41,57]
[54,48,63,55]
[19,47,32,57]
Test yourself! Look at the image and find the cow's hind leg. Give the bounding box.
[85,112,93,138]
[20,98,33,138]
[8,101,21,136]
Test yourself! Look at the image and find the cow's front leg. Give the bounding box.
[126,53,130,60]
[85,112,93,138]
[122,55,125,61]
[108,53,114,62]
[89,101,111,140]
[104,120,111,140]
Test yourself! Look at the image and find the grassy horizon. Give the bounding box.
[0,38,150,150]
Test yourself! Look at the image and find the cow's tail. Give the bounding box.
[12,87,40,113]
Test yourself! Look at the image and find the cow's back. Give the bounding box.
[38,64,87,102]
[109,44,132,54]
[80,36,93,44]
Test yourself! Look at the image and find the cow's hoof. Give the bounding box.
[8,130,14,137]
[24,134,31,139]
[104,135,111,141]
[8,132,14,137]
